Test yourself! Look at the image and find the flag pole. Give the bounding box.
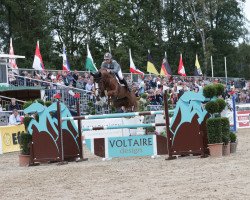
[87,44,90,74]
[109,45,111,54]
[148,49,151,77]
[129,49,133,81]
[224,56,227,85]
[211,55,214,78]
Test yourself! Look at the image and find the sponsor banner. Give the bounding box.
[107,135,154,158]
[0,124,25,154]
[237,112,250,128]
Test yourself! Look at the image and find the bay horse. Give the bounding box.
[91,68,138,111]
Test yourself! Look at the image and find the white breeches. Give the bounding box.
[117,69,123,80]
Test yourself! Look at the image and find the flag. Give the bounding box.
[129,49,144,75]
[9,38,18,69]
[62,44,70,72]
[54,93,61,99]
[147,51,159,75]
[178,54,186,76]
[194,54,202,76]
[160,53,172,76]
[85,44,97,72]
[9,38,18,74]
[32,41,44,71]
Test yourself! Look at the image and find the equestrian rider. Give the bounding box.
[101,52,131,92]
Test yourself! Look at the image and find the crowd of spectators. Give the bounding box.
[7,69,250,108]
[127,75,250,106]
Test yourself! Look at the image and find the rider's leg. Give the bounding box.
[117,70,131,92]
[120,78,131,92]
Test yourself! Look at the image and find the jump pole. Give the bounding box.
[62,110,173,121]
[82,123,166,131]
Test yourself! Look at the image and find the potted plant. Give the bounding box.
[221,118,230,156]
[204,84,228,157]
[206,118,223,157]
[230,132,237,153]
[145,126,156,135]
[19,131,32,167]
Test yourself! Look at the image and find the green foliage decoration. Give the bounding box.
[206,118,223,144]
[203,85,217,99]
[216,98,226,114]
[205,101,219,114]
[214,84,225,96]
[44,101,52,107]
[221,117,230,145]
[20,132,32,155]
[23,116,32,131]
[230,132,237,143]
[23,101,33,110]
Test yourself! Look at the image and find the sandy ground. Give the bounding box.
[0,129,249,200]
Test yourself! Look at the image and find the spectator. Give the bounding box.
[76,76,85,89]
[72,70,79,87]
[8,109,21,125]
[8,98,20,111]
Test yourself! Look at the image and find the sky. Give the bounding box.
[244,0,250,29]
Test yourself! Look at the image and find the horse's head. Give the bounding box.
[90,71,102,83]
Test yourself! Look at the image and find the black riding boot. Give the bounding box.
[120,79,131,92]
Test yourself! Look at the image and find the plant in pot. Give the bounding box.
[204,84,228,157]
[230,132,237,153]
[221,117,230,156]
[206,118,223,157]
[146,126,155,135]
[19,131,32,167]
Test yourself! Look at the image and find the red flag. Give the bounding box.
[74,93,80,98]
[178,54,186,76]
[129,49,144,75]
[54,93,61,99]
[32,41,44,71]
[9,38,18,70]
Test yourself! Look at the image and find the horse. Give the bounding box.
[91,68,138,111]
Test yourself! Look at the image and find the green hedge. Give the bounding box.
[216,98,226,114]
[205,101,219,114]
[203,85,217,99]
[206,118,223,144]
[221,117,230,145]
[20,132,32,155]
[214,84,224,96]
[230,132,237,143]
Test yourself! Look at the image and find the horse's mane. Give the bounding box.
[99,68,115,79]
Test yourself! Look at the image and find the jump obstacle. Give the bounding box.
[58,91,209,160]
[24,90,209,164]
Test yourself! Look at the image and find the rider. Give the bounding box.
[101,52,131,92]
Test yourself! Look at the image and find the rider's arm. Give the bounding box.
[100,62,107,69]
[112,60,121,74]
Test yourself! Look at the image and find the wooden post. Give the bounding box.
[57,100,67,164]
[163,91,174,160]
[76,101,83,160]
